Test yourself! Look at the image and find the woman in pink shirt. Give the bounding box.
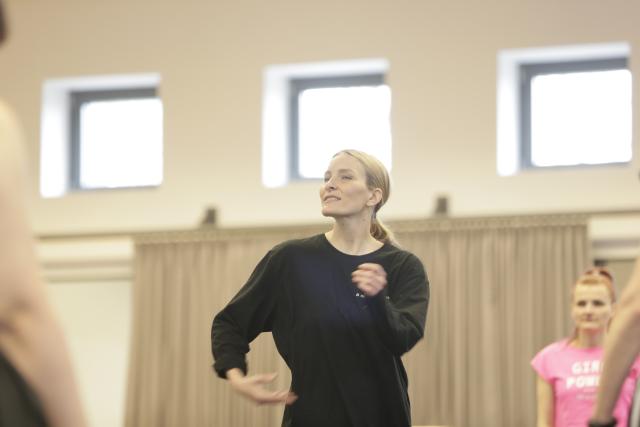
[531,268,640,427]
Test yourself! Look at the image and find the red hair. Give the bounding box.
[572,267,616,303]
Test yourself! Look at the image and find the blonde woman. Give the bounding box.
[211,150,429,427]
[532,268,640,427]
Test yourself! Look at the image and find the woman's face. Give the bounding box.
[571,283,613,333]
[319,153,379,219]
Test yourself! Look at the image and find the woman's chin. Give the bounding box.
[321,208,335,217]
[578,325,606,334]
[321,209,350,219]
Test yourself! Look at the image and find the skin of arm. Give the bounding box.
[0,103,87,427]
[591,256,640,423]
[536,375,554,427]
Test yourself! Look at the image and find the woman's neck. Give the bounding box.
[326,218,382,255]
[571,329,606,349]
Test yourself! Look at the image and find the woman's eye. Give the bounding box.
[341,175,353,180]
[576,301,586,307]
[593,301,605,306]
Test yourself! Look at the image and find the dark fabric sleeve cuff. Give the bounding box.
[213,356,247,379]
[367,289,390,317]
[367,290,396,338]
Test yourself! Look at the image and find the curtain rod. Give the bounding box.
[36,208,640,242]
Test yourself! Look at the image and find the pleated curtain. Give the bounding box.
[124,214,589,427]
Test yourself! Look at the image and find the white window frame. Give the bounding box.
[41,73,161,198]
[262,59,389,188]
[496,42,631,176]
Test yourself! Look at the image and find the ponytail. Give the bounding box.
[370,214,397,246]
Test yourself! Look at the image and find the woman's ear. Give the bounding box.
[367,188,383,207]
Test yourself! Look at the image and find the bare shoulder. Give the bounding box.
[0,100,24,167]
[0,100,41,317]
[0,100,22,145]
[0,98,29,233]
[0,100,26,199]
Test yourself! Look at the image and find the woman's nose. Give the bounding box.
[324,178,336,190]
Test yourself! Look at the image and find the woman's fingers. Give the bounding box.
[352,277,384,294]
[357,263,387,276]
[253,389,296,405]
[235,373,297,406]
[285,392,298,405]
[254,389,297,405]
[351,263,387,296]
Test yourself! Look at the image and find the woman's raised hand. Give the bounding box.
[351,263,388,297]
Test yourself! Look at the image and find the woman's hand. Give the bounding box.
[352,263,387,297]
[226,368,297,405]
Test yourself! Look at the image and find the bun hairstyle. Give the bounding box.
[334,149,396,245]
[569,267,616,341]
[573,267,616,303]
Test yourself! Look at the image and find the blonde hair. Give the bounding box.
[334,149,396,245]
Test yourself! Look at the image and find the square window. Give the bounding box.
[70,88,163,190]
[520,58,631,169]
[262,60,390,187]
[290,74,392,180]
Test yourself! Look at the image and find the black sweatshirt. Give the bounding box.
[211,234,429,427]
[0,352,48,427]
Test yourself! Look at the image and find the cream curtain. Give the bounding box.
[395,215,589,426]
[124,215,589,427]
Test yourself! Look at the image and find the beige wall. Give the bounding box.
[1,0,639,235]
[38,237,133,427]
[47,280,131,427]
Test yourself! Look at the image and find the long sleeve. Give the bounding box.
[211,248,282,379]
[369,253,429,356]
[210,235,423,427]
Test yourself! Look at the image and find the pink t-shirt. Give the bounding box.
[531,339,640,427]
